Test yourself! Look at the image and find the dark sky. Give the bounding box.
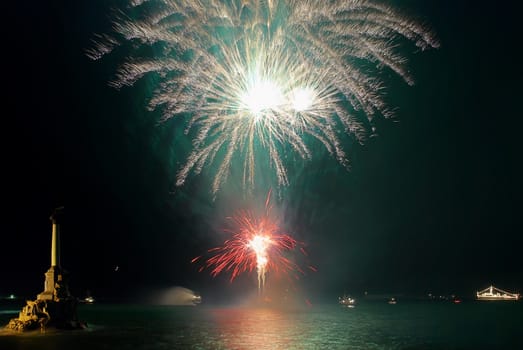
[3,1,521,303]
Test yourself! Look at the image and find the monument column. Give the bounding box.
[51,211,60,268]
[37,207,64,301]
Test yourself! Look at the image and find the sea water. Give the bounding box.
[0,301,521,349]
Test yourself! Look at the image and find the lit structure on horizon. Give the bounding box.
[88,0,439,195]
[476,285,520,301]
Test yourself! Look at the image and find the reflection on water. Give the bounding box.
[0,302,521,349]
[0,310,18,315]
[212,308,302,349]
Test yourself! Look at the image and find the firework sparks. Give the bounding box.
[249,234,270,293]
[192,192,310,294]
[88,0,438,194]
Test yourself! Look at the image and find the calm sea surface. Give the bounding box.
[0,301,521,350]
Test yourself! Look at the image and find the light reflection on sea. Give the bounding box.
[0,302,521,349]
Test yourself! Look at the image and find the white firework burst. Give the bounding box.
[88,0,439,195]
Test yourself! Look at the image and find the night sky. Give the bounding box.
[3,1,521,303]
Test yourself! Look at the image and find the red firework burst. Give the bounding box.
[192,192,313,286]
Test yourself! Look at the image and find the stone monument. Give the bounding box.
[5,207,86,332]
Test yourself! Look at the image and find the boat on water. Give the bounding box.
[476,285,520,301]
[339,295,356,308]
[388,297,397,305]
[79,296,95,304]
[191,294,202,305]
